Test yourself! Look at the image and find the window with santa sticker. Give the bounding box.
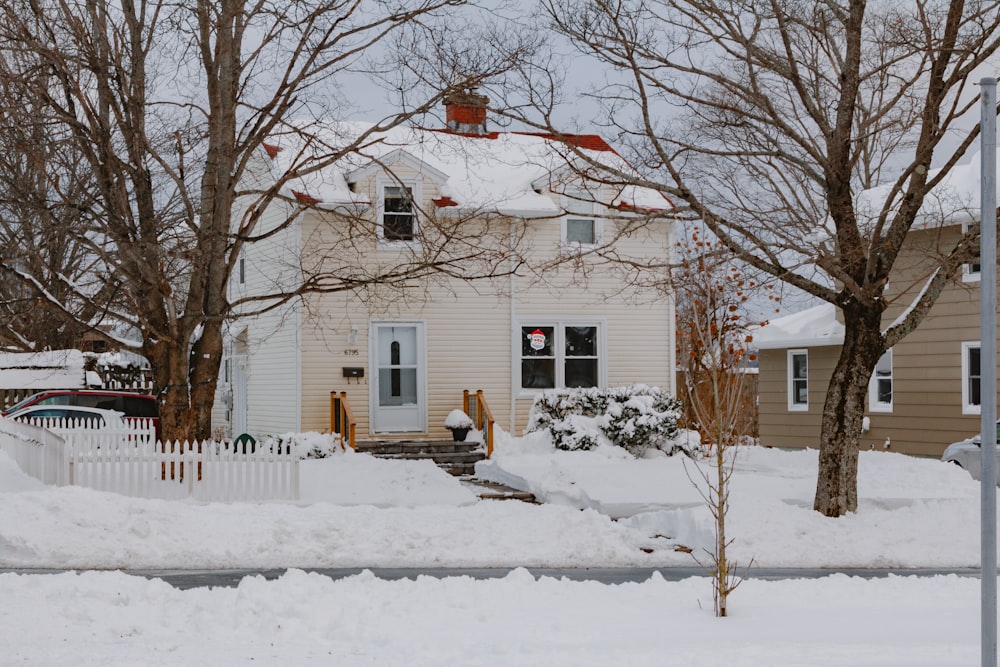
[520,322,602,390]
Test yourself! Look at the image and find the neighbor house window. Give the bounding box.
[563,189,598,246]
[520,322,603,390]
[238,255,246,284]
[381,185,416,242]
[963,341,981,415]
[869,349,893,412]
[963,222,981,282]
[788,349,808,411]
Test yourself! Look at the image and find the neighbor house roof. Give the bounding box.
[260,122,670,218]
[754,303,844,349]
[859,151,1000,230]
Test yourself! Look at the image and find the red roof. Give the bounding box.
[421,127,616,153]
[292,190,321,205]
[516,132,616,153]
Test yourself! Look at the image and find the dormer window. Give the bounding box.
[380,184,417,243]
[563,189,598,246]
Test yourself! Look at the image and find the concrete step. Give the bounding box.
[374,451,487,465]
[354,439,486,478]
[355,439,482,456]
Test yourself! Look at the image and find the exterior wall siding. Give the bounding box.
[295,165,674,439]
[226,149,675,441]
[758,226,986,457]
[217,159,302,439]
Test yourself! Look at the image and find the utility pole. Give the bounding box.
[980,75,997,667]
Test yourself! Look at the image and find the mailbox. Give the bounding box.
[342,367,365,378]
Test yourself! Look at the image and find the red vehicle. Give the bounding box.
[3,390,159,437]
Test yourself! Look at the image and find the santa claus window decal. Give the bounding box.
[520,323,601,390]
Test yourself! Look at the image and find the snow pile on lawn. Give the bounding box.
[0,568,980,666]
[475,428,985,568]
[0,428,994,664]
[0,427,988,569]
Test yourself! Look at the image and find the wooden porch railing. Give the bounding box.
[330,391,356,450]
[463,389,495,458]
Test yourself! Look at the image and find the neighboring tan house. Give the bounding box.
[757,154,996,457]
[213,95,676,441]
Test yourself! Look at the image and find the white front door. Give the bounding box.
[371,322,426,433]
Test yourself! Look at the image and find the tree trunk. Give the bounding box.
[813,306,885,517]
[146,324,224,443]
[189,319,224,440]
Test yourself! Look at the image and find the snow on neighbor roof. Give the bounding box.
[0,350,86,390]
[754,303,844,349]
[262,122,670,218]
[859,151,999,230]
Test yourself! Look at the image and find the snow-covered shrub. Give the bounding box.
[259,432,342,459]
[526,385,686,456]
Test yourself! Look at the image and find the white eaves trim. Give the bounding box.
[346,149,450,186]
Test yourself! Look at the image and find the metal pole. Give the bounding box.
[980,76,997,667]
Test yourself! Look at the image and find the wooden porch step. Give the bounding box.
[461,478,538,504]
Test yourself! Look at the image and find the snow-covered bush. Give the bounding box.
[526,385,687,457]
[259,432,343,459]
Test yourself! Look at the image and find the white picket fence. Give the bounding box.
[0,418,299,501]
[0,417,68,485]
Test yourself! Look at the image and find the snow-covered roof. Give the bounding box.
[263,122,670,218]
[0,350,86,390]
[754,303,844,349]
[859,151,999,230]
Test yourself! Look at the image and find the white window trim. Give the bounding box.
[376,177,421,248]
[962,341,981,415]
[868,349,893,413]
[787,349,808,412]
[962,221,981,283]
[560,188,603,249]
[514,319,607,398]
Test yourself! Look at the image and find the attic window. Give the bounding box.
[563,189,598,246]
[382,185,415,242]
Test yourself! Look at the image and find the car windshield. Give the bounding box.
[4,392,46,414]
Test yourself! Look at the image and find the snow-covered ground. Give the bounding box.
[0,428,994,665]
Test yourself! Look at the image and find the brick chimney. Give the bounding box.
[444,90,490,135]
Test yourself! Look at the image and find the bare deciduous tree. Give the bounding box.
[521,0,1000,516]
[676,227,758,617]
[0,0,532,440]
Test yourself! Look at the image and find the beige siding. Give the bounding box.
[758,226,987,457]
[758,346,839,449]
[294,167,674,439]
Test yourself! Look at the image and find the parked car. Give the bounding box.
[5,404,129,429]
[2,390,159,436]
[941,420,1000,481]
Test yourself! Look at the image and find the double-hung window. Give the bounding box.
[868,349,893,412]
[963,341,981,415]
[788,349,808,411]
[381,184,416,242]
[520,322,603,390]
